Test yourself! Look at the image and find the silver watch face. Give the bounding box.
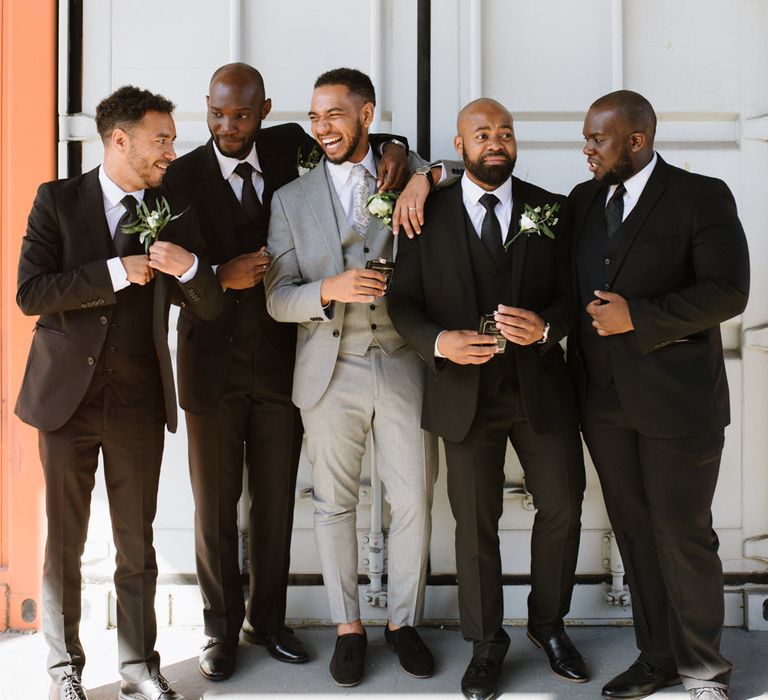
[415,166,431,176]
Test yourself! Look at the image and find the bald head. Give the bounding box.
[454,98,517,190]
[206,62,272,159]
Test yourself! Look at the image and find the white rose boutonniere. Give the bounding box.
[121,196,189,253]
[296,144,322,176]
[505,202,560,249]
[365,191,400,229]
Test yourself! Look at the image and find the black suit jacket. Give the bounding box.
[568,155,750,438]
[389,177,578,442]
[15,167,223,433]
[163,124,409,414]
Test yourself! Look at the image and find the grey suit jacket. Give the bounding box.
[265,152,424,409]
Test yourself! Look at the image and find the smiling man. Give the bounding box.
[15,85,222,700]
[265,67,437,688]
[568,90,749,700]
[388,98,587,700]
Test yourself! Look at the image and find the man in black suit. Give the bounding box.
[569,90,749,700]
[16,86,222,700]
[389,98,587,700]
[162,62,411,681]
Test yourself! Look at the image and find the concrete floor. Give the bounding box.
[2,625,766,700]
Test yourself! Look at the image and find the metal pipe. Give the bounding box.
[606,531,631,606]
[416,0,431,159]
[365,437,387,608]
[229,0,243,62]
[370,0,383,132]
[611,0,623,90]
[468,0,482,99]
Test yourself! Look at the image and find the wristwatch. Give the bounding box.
[537,322,551,344]
[414,165,434,187]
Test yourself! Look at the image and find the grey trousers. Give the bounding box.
[301,346,437,625]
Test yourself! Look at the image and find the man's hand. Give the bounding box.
[216,248,272,290]
[377,143,410,191]
[437,330,498,365]
[320,268,387,305]
[121,254,155,286]
[148,240,195,277]
[392,171,433,237]
[586,290,634,336]
[494,305,546,345]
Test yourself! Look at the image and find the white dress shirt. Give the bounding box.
[461,173,513,243]
[99,165,197,289]
[606,151,658,220]
[325,146,378,228]
[213,141,265,203]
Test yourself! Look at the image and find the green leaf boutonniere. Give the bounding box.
[366,191,401,230]
[297,144,322,176]
[505,202,560,249]
[121,196,189,253]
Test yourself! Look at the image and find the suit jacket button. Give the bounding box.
[371,323,377,330]
[106,367,114,376]
[99,316,108,324]
[364,247,370,253]
[332,329,340,338]
[98,298,105,304]
[86,356,95,365]
[81,303,87,308]
[603,283,610,290]
[109,345,117,353]
[370,304,376,311]
[225,334,233,342]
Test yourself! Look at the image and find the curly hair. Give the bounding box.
[314,68,376,106]
[95,85,175,142]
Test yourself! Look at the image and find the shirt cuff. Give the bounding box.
[434,330,447,358]
[177,254,198,283]
[107,257,131,291]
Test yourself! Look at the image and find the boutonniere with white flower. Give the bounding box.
[296,144,322,176]
[505,202,560,249]
[366,191,401,229]
[121,196,189,253]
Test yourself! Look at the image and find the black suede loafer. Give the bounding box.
[461,656,502,700]
[329,631,367,687]
[242,626,309,663]
[198,637,237,681]
[602,661,681,699]
[527,628,589,682]
[384,625,434,678]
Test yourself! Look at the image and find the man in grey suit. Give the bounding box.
[265,68,437,688]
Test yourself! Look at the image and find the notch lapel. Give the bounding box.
[197,141,239,261]
[444,186,478,308]
[508,178,528,305]
[300,161,345,275]
[79,168,115,259]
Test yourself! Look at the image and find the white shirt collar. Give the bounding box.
[325,146,377,191]
[461,172,513,208]
[98,165,144,209]
[213,141,262,180]
[608,151,658,206]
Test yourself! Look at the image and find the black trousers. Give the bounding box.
[581,382,731,690]
[443,381,585,660]
[40,384,165,684]
[187,340,302,640]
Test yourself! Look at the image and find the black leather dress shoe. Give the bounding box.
[118,673,183,700]
[461,656,502,700]
[384,625,434,678]
[50,674,88,700]
[602,661,680,699]
[243,626,309,663]
[198,637,237,681]
[329,631,367,687]
[527,628,589,682]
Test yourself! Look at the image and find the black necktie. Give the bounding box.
[234,161,263,222]
[479,193,503,260]
[605,183,626,239]
[114,194,142,256]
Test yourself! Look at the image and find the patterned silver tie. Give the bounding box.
[352,163,371,236]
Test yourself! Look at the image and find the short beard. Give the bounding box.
[598,146,635,185]
[211,133,255,161]
[462,147,515,188]
[326,120,364,164]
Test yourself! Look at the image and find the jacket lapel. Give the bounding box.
[570,179,604,289]
[508,177,529,305]
[79,167,115,259]
[300,160,345,275]
[197,140,239,261]
[444,185,478,309]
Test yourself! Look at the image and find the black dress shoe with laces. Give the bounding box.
[50,674,88,700]
[461,656,502,700]
[527,628,589,682]
[243,626,309,663]
[118,673,183,700]
[329,631,367,687]
[601,661,680,699]
[198,637,238,681]
[384,625,434,678]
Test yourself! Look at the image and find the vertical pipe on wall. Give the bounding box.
[611,0,623,90]
[417,0,431,159]
[468,0,482,99]
[370,0,383,131]
[229,0,243,62]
